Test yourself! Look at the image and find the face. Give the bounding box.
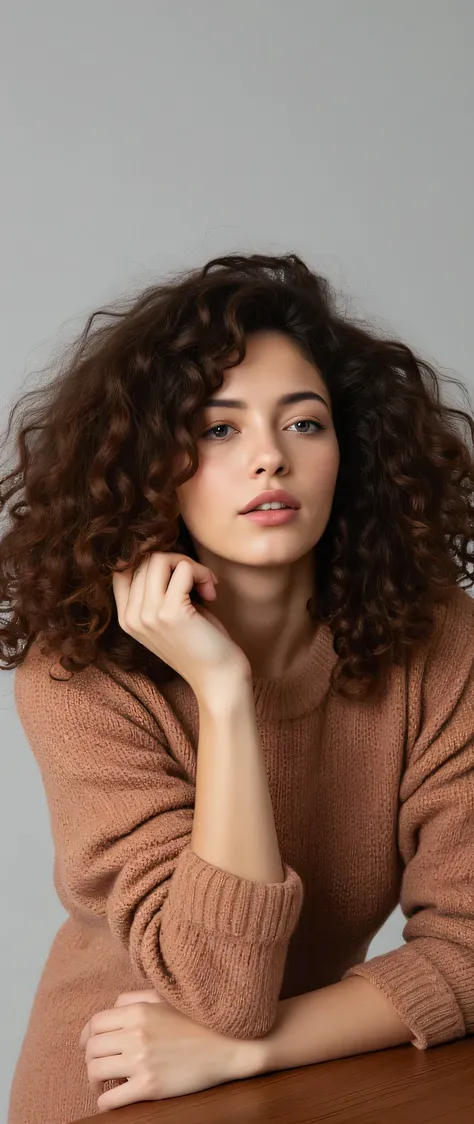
[174,330,340,570]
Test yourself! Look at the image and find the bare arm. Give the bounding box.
[242,976,413,1078]
[191,672,285,883]
[19,651,301,1038]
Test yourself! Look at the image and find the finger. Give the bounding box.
[152,557,196,616]
[112,564,145,626]
[115,553,151,625]
[86,1031,124,1060]
[117,553,215,626]
[79,1022,91,1049]
[114,989,164,1007]
[152,552,217,598]
[97,1076,146,1113]
[88,1054,128,1084]
[111,568,130,622]
[81,1008,127,1046]
[144,554,215,617]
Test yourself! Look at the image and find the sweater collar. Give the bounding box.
[251,621,338,720]
[166,620,337,723]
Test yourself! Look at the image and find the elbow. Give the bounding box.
[188,995,279,1040]
[140,911,289,1039]
[160,988,279,1040]
[208,998,279,1038]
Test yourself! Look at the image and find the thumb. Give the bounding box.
[114,989,165,1007]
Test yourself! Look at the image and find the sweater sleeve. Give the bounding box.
[14,654,303,1039]
[344,592,474,1050]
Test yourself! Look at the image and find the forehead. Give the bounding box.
[218,330,327,396]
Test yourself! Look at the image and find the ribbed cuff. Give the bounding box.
[165,845,304,944]
[343,944,466,1049]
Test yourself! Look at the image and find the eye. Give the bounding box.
[289,420,326,435]
[202,420,326,441]
[202,424,234,440]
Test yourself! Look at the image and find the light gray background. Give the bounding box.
[1,1,473,1116]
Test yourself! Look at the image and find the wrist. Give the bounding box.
[194,665,253,710]
[236,998,295,1078]
[232,1034,270,1081]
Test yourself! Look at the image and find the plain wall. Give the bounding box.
[1,1,473,1116]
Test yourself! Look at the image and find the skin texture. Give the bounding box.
[81,979,411,1111]
[174,328,340,679]
[81,332,350,1112]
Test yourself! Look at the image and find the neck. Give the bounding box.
[246,615,320,680]
[194,552,318,680]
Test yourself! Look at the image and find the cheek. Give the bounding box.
[309,440,340,494]
[323,437,340,482]
[176,465,225,524]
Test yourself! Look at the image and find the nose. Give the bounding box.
[256,463,285,475]
[252,441,288,477]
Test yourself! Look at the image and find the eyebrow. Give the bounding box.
[205,391,330,411]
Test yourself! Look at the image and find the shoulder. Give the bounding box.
[435,584,474,629]
[403,587,474,774]
[410,586,474,705]
[399,587,473,709]
[13,637,173,743]
[421,586,474,673]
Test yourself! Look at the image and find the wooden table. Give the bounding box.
[77,1036,473,1123]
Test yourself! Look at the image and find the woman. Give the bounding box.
[2,252,473,1122]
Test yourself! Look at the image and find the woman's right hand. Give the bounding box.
[112,551,251,697]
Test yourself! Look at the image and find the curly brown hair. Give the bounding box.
[0,251,473,700]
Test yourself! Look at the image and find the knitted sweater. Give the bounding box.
[8,586,474,1124]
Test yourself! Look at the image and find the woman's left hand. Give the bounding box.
[79,989,260,1112]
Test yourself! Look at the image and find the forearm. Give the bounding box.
[191,672,284,883]
[249,976,413,1075]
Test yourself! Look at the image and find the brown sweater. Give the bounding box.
[8,586,474,1124]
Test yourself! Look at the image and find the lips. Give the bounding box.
[240,489,300,514]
